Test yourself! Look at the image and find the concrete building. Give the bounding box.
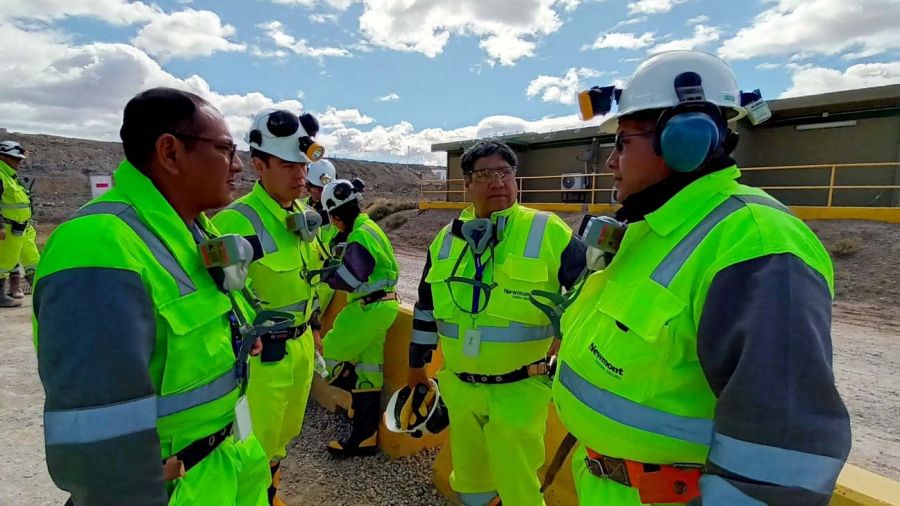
[431,84,900,207]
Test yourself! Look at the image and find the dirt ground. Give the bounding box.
[1,215,898,503]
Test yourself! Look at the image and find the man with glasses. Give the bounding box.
[213,109,325,506]
[554,50,850,505]
[33,87,271,505]
[406,140,586,506]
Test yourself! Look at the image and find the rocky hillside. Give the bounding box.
[1,129,443,223]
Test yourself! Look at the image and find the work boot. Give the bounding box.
[326,361,358,393]
[0,279,22,308]
[326,362,358,420]
[23,270,34,295]
[7,271,24,299]
[327,388,381,457]
[268,462,287,506]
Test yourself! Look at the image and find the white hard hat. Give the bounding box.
[322,178,365,213]
[599,50,746,133]
[383,379,449,437]
[0,140,26,159]
[246,109,325,163]
[307,159,337,188]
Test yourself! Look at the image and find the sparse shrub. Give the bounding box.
[366,198,417,221]
[830,239,859,258]
[382,213,409,231]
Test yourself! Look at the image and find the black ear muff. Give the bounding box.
[249,129,262,147]
[267,110,300,137]
[654,102,727,173]
[299,113,320,137]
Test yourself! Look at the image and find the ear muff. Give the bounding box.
[654,102,727,173]
[249,129,263,147]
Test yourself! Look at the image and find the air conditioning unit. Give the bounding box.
[561,173,590,191]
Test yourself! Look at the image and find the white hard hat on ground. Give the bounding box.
[383,379,449,437]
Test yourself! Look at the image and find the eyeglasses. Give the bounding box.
[170,133,238,165]
[469,166,517,183]
[614,131,655,152]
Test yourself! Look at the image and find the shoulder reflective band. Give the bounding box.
[651,195,792,287]
[436,321,554,343]
[558,362,713,445]
[76,202,196,296]
[524,212,550,258]
[360,222,390,252]
[232,203,278,254]
[437,231,454,260]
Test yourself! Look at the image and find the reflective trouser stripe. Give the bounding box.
[76,202,196,296]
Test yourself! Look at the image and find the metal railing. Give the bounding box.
[418,163,900,208]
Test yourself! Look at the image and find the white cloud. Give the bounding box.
[258,21,352,59]
[613,16,648,29]
[651,24,720,52]
[377,93,400,102]
[686,14,708,25]
[0,24,301,143]
[526,67,601,105]
[270,0,359,9]
[558,0,582,11]
[585,31,655,50]
[1,0,161,25]
[627,0,687,15]
[780,61,900,97]
[133,9,246,60]
[318,107,376,129]
[719,0,900,61]
[756,62,782,70]
[357,0,566,66]
[310,13,339,23]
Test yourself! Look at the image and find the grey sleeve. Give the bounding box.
[323,242,376,292]
[410,255,438,367]
[693,254,851,506]
[35,267,167,506]
[557,235,587,290]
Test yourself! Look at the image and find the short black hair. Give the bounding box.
[330,200,361,225]
[460,140,517,174]
[120,87,209,171]
[249,147,272,164]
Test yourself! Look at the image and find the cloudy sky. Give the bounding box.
[1,0,899,165]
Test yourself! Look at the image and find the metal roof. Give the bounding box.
[431,84,900,153]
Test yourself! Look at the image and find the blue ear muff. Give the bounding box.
[659,113,720,173]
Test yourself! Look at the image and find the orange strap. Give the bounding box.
[586,449,703,504]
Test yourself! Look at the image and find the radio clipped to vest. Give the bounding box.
[198,234,294,379]
[579,215,625,271]
[286,209,323,243]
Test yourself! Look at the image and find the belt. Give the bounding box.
[585,448,703,504]
[456,359,552,384]
[163,423,232,480]
[361,290,398,306]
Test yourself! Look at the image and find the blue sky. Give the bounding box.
[2,0,899,164]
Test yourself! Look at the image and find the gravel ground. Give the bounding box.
[279,403,450,506]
